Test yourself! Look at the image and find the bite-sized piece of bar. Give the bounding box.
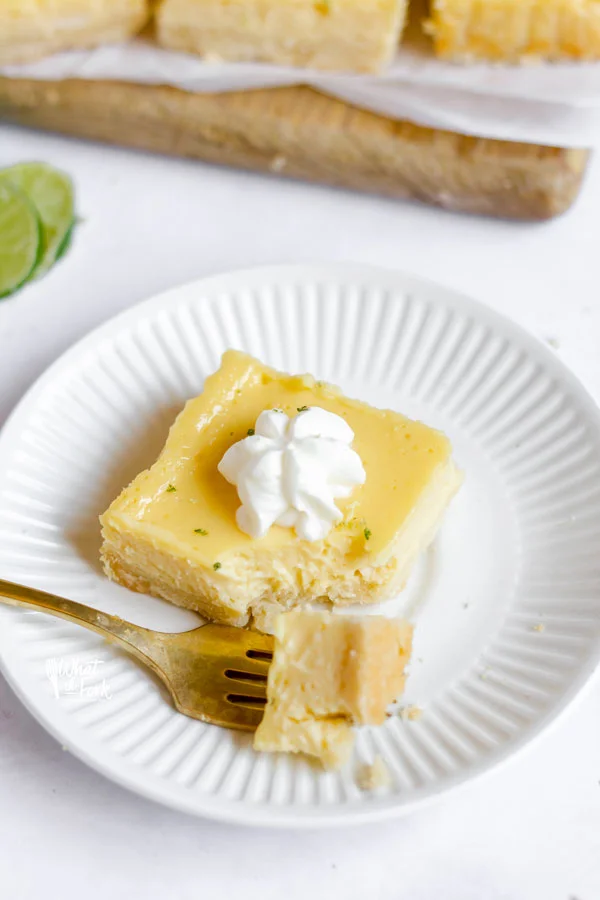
[254,609,414,768]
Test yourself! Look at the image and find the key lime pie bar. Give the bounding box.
[155,0,409,73]
[0,0,149,65]
[100,350,461,630]
[254,609,413,768]
[426,0,600,62]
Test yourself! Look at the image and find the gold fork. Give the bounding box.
[0,579,273,731]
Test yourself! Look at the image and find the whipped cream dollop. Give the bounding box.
[218,407,366,541]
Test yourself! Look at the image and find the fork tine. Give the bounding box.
[235,654,272,678]
[191,623,273,678]
[222,674,268,699]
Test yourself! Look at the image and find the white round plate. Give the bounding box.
[1,264,600,828]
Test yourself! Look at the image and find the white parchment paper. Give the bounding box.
[3,38,600,147]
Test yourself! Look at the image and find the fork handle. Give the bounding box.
[0,578,161,669]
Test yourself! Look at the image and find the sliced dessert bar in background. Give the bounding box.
[0,0,150,65]
[426,0,600,62]
[155,0,409,72]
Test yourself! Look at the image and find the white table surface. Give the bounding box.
[0,123,599,900]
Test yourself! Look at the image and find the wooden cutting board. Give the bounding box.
[0,76,589,220]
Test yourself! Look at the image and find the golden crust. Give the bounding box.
[100,546,249,627]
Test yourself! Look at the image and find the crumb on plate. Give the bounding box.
[356,756,392,791]
[390,703,423,721]
[270,155,287,173]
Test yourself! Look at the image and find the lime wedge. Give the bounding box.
[0,182,42,299]
[0,162,74,277]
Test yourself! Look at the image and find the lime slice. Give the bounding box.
[0,162,74,277]
[0,182,42,299]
